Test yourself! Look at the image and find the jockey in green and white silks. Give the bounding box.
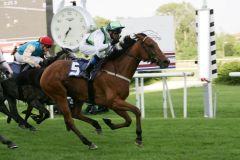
[15,36,53,68]
[79,21,125,79]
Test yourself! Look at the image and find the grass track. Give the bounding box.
[1,84,240,160]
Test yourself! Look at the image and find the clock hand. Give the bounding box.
[64,27,72,39]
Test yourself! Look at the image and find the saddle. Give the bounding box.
[68,58,105,106]
[9,62,33,76]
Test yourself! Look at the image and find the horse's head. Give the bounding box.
[41,48,76,67]
[56,48,77,60]
[132,33,170,69]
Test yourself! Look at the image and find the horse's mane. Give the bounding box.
[106,35,137,60]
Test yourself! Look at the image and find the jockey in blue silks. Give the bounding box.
[79,21,125,79]
[15,36,53,68]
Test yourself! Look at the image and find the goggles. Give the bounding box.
[44,45,52,48]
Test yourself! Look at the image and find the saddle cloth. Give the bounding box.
[68,59,102,79]
[9,62,32,77]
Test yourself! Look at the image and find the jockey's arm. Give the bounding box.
[94,32,111,58]
[79,32,110,58]
[22,44,41,67]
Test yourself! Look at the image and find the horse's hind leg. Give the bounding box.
[71,101,102,134]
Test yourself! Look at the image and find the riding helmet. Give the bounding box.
[106,21,125,33]
[39,36,53,45]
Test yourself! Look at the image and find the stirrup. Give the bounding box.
[81,71,90,79]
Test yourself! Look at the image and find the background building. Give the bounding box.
[0,0,47,41]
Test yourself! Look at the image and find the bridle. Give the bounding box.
[126,35,162,64]
[140,36,162,64]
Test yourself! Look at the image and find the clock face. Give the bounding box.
[51,7,90,50]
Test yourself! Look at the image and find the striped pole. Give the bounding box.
[196,7,217,118]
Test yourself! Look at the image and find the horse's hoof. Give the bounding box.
[88,143,98,150]
[135,139,143,147]
[8,142,18,149]
[96,129,102,135]
[36,121,41,124]
[18,124,26,129]
[7,117,11,123]
[29,126,37,131]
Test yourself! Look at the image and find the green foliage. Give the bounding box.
[155,2,197,60]
[216,33,240,58]
[94,16,110,28]
[215,61,240,84]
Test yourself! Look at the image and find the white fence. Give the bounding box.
[133,72,194,119]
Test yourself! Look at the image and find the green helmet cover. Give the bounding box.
[106,21,125,31]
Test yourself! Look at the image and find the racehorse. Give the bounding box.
[40,33,170,149]
[0,48,76,130]
[0,49,18,149]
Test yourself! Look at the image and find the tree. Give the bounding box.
[155,2,197,59]
[94,16,110,28]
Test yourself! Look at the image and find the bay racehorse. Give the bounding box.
[40,33,170,149]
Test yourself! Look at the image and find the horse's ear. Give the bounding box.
[133,33,138,39]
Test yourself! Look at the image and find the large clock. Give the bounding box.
[51,6,95,50]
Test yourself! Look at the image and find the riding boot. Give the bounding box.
[82,55,100,79]
[84,63,94,79]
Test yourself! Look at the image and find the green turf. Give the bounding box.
[1,84,240,160]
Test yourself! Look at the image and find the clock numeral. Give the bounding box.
[57,19,62,23]
[57,35,62,39]
[55,27,59,31]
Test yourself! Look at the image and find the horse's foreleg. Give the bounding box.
[0,135,18,149]
[111,98,142,146]
[32,102,50,124]
[71,104,102,134]
[24,104,34,122]
[0,102,13,123]
[103,110,132,130]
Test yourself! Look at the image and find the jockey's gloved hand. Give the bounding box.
[5,71,13,78]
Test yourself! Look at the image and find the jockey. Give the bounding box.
[0,49,13,77]
[79,21,125,79]
[15,36,53,69]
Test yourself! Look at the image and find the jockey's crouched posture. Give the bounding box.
[79,21,125,79]
[15,36,53,69]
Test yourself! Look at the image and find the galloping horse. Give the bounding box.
[1,48,76,130]
[40,33,170,149]
[0,49,18,149]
